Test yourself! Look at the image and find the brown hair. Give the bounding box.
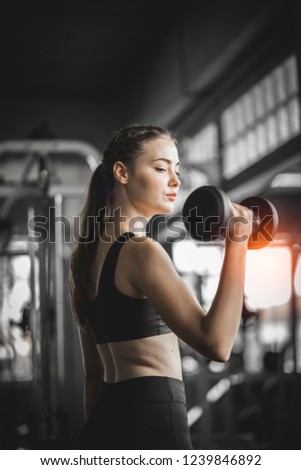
[69,123,177,327]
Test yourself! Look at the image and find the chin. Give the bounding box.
[143,203,174,218]
[156,204,174,215]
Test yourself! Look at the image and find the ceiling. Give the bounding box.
[1,1,188,103]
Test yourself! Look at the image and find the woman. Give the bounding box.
[69,124,253,449]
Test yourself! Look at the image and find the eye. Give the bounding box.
[155,167,167,172]
[175,171,181,177]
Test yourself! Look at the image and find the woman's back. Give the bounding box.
[88,232,183,383]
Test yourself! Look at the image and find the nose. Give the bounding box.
[169,171,181,188]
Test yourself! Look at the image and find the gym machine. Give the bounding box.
[0,139,101,448]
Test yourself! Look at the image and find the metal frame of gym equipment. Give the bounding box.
[0,139,101,448]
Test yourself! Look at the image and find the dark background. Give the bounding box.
[0,0,300,450]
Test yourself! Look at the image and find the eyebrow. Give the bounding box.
[152,158,180,166]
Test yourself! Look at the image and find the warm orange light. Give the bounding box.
[245,247,292,310]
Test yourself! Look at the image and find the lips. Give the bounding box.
[166,193,177,201]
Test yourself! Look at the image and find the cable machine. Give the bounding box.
[0,139,101,449]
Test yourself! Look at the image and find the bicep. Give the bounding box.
[78,326,104,377]
[130,239,209,354]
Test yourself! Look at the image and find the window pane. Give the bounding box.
[277,105,290,143]
[246,129,257,162]
[263,75,276,111]
[288,96,301,135]
[285,55,298,95]
[189,123,218,163]
[222,54,300,179]
[223,142,238,178]
[243,91,256,126]
[266,114,279,151]
[274,65,287,102]
[253,84,265,118]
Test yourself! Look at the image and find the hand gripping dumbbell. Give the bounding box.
[182,185,279,249]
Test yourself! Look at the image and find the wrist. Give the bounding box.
[225,237,249,251]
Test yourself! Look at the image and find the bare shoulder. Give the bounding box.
[126,235,172,265]
[115,235,176,297]
[122,235,177,289]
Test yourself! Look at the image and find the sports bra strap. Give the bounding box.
[98,232,135,292]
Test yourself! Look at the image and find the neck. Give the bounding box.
[101,202,150,241]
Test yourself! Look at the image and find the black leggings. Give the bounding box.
[77,376,193,450]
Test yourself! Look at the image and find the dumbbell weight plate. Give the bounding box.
[182,185,231,242]
[240,196,279,249]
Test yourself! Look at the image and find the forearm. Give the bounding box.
[203,240,248,361]
[84,374,103,420]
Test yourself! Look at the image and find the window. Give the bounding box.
[185,123,219,164]
[221,55,300,179]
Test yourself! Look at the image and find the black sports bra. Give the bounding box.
[87,232,172,344]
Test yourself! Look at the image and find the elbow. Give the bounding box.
[210,348,231,363]
[200,342,232,363]
[198,323,233,362]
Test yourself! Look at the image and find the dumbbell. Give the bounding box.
[182,185,279,249]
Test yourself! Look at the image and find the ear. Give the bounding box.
[113,161,128,184]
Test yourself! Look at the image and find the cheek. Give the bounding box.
[129,168,164,200]
[142,179,163,198]
[129,175,151,200]
[134,172,159,192]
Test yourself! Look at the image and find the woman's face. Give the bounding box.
[125,137,181,219]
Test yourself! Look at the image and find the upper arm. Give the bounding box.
[128,238,212,357]
[78,326,104,378]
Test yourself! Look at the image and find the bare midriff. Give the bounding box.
[97,332,182,383]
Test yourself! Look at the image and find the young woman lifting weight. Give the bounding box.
[69,124,253,449]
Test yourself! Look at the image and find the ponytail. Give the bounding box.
[69,162,114,327]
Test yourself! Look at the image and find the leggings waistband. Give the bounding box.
[102,376,186,404]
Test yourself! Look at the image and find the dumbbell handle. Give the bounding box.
[252,214,260,231]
